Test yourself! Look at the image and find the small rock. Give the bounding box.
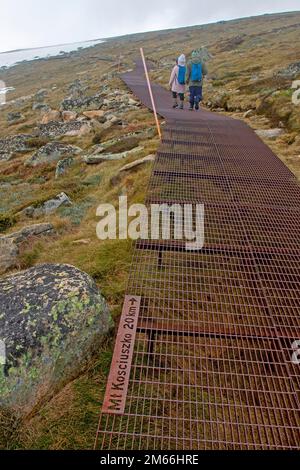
[64,123,91,137]
[38,120,86,138]
[41,110,61,124]
[68,79,87,98]
[42,192,72,216]
[7,112,25,125]
[60,93,103,112]
[72,239,91,245]
[4,223,54,244]
[0,153,14,162]
[119,154,155,172]
[26,142,81,167]
[55,157,74,179]
[207,92,229,110]
[90,119,104,132]
[128,98,138,106]
[35,88,48,102]
[243,110,254,118]
[32,103,50,112]
[0,238,19,274]
[83,146,144,164]
[255,128,284,140]
[0,224,54,274]
[109,115,122,124]
[102,120,114,130]
[89,130,154,156]
[21,193,72,218]
[0,134,35,155]
[62,111,78,122]
[277,62,300,79]
[83,110,105,120]
[20,206,35,218]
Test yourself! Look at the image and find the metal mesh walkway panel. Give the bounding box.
[95,61,300,450]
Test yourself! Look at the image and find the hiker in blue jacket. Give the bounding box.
[169,54,186,109]
[186,50,208,111]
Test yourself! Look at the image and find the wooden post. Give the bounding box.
[140,48,162,139]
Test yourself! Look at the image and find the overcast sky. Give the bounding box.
[0,0,299,53]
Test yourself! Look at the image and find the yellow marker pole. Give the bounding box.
[140,48,162,139]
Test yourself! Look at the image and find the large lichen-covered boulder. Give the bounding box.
[0,264,113,417]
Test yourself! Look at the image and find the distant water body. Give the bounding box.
[0,39,105,69]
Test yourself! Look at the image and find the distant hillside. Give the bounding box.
[134,11,300,129]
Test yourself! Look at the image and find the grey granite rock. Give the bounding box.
[0,264,113,416]
[21,192,72,218]
[26,142,81,167]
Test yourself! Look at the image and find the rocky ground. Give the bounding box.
[0,40,159,448]
[0,10,299,449]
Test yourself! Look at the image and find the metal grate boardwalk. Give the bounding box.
[95,61,300,450]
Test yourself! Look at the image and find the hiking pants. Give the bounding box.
[189,85,202,107]
[172,91,184,101]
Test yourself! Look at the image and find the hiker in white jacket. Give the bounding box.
[169,54,186,109]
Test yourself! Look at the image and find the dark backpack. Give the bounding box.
[191,63,202,82]
[177,65,186,85]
